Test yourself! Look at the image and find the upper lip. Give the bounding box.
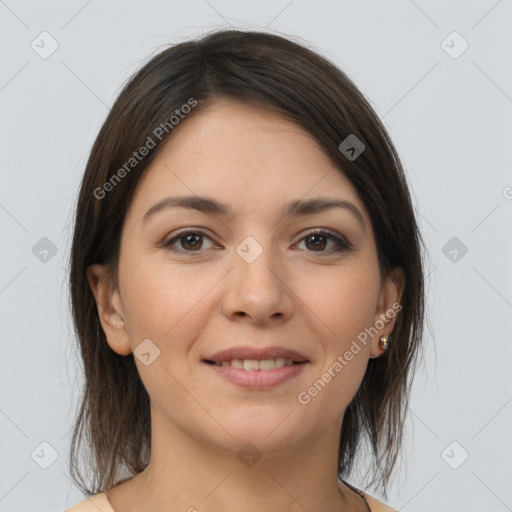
[204,346,309,363]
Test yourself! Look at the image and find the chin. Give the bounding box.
[218,409,306,447]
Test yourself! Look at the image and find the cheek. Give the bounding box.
[118,259,214,400]
[120,257,218,348]
[301,262,380,344]
[305,265,379,411]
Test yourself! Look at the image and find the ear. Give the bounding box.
[86,264,132,356]
[369,266,405,359]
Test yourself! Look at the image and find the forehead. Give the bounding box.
[126,99,368,225]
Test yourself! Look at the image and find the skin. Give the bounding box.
[87,99,403,512]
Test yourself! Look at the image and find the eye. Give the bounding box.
[295,228,352,254]
[162,228,352,256]
[163,230,216,254]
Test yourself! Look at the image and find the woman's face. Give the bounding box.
[88,99,403,456]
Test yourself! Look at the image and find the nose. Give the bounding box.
[221,238,295,325]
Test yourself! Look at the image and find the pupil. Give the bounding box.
[308,235,326,250]
[183,234,201,250]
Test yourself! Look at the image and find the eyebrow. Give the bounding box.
[143,195,365,231]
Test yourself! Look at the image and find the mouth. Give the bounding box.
[202,346,310,389]
[202,355,310,390]
[202,357,308,370]
[203,345,309,366]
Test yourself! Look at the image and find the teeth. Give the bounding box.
[259,359,275,370]
[213,357,298,370]
[275,357,286,368]
[243,359,260,371]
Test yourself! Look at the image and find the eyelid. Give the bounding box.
[298,227,351,245]
[162,228,219,251]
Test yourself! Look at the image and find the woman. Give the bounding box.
[65,29,426,512]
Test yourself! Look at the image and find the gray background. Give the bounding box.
[1,1,511,511]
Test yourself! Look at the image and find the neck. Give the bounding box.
[106,408,363,511]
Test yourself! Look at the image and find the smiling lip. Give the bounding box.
[202,345,309,390]
[204,345,309,363]
[204,361,309,390]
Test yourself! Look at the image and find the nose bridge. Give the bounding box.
[235,232,284,291]
[222,231,294,322]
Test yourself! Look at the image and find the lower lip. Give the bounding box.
[203,361,309,390]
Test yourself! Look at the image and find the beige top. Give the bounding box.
[65,489,397,512]
[65,492,113,512]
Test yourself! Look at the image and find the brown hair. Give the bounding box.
[68,28,427,500]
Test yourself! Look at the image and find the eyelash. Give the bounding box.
[162,228,352,256]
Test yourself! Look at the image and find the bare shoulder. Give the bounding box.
[363,493,398,512]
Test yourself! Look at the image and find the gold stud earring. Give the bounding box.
[379,335,391,351]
